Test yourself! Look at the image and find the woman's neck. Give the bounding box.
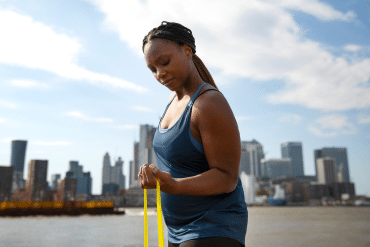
[175,65,204,100]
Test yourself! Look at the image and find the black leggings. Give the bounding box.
[168,237,244,247]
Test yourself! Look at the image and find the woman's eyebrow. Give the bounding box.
[155,54,164,62]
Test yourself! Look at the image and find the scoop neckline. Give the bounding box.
[158,83,210,133]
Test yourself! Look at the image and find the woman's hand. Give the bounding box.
[139,164,175,193]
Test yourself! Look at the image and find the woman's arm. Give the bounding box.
[139,91,241,195]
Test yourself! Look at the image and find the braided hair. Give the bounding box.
[142,21,218,90]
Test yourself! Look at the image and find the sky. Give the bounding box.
[0,0,369,196]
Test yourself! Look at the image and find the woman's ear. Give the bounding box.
[183,44,193,58]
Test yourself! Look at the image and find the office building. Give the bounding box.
[129,125,156,188]
[102,153,111,186]
[77,172,92,195]
[68,161,83,178]
[129,160,135,189]
[101,153,125,194]
[54,178,77,201]
[138,124,157,167]
[111,157,125,190]
[25,160,48,201]
[337,164,344,183]
[316,157,336,185]
[261,158,292,179]
[51,174,61,190]
[0,166,14,201]
[130,142,139,188]
[281,142,304,176]
[10,140,27,191]
[314,147,350,182]
[66,161,92,195]
[240,140,264,177]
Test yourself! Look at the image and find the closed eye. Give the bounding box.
[163,60,170,66]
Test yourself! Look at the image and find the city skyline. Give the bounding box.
[0,0,369,196]
[0,135,362,195]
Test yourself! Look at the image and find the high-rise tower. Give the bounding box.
[316,157,336,184]
[0,166,14,201]
[314,147,350,182]
[67,161,92,195]
[111,157,125,190]
[240,140,264,177]
[138,124,157,168]
[281,142,304,176]
[130,142,140,188]
[10,140,27,191]
[102,153,111,188]
[25,160,48,201]
[101,153,125,194]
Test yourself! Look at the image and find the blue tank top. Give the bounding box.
[153,83,248,245]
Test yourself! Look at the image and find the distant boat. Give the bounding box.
[0,201,124,217]
[267,197,286,206]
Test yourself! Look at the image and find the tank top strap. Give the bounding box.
[187,83,210,107]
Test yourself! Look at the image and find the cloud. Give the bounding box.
[64,111,114,123]
[278,114,302,124]
[0,7,148,93]
[358,115,370,124]
[309,114,357,137]
[130,106,154,112]
[10,79,50,89]
[0,100,18,109]
[268,0,356,22]
[0,118,6,124]
[32,141,72,146]
[1,138,71,146]
[344,44,361,52]
[88,0,369,111]
[116,124,137,130]
[235,116,251,121]
[27,150,45,155]
[2,137,26,143]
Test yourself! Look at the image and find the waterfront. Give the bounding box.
[0,207,369,247]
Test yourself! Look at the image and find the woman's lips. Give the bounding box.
[163,78,173,85]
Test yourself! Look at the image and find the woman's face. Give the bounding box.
[144,38,192,91]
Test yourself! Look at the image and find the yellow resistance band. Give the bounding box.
[144,178,164,247]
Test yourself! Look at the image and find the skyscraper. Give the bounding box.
[101,153,125,194]
[25,160,48,201]
[316,157,336,185]
[10,140,27,191]
[0,166,14,202]
[130,142,139,188]
[138,124,157,167]
[111,157,125,190]
[78,172,92,195]
[66,161,92,195]
[314,147,350,182]
[68,161,83,178]
[281,142,304,176]
[51,174,61,190]
[240,140,264,177]
[260,158,292,179]
[129,160,135,188]
[102,153,112,186]
[129,125,157,188]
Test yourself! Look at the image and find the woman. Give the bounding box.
[139,21,248,247]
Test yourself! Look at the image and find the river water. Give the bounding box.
[1,207,369,247]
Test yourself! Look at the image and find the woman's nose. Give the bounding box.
[157,69,166,78]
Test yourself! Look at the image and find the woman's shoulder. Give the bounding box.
[192,85,233,122]
[194,84,226,109]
